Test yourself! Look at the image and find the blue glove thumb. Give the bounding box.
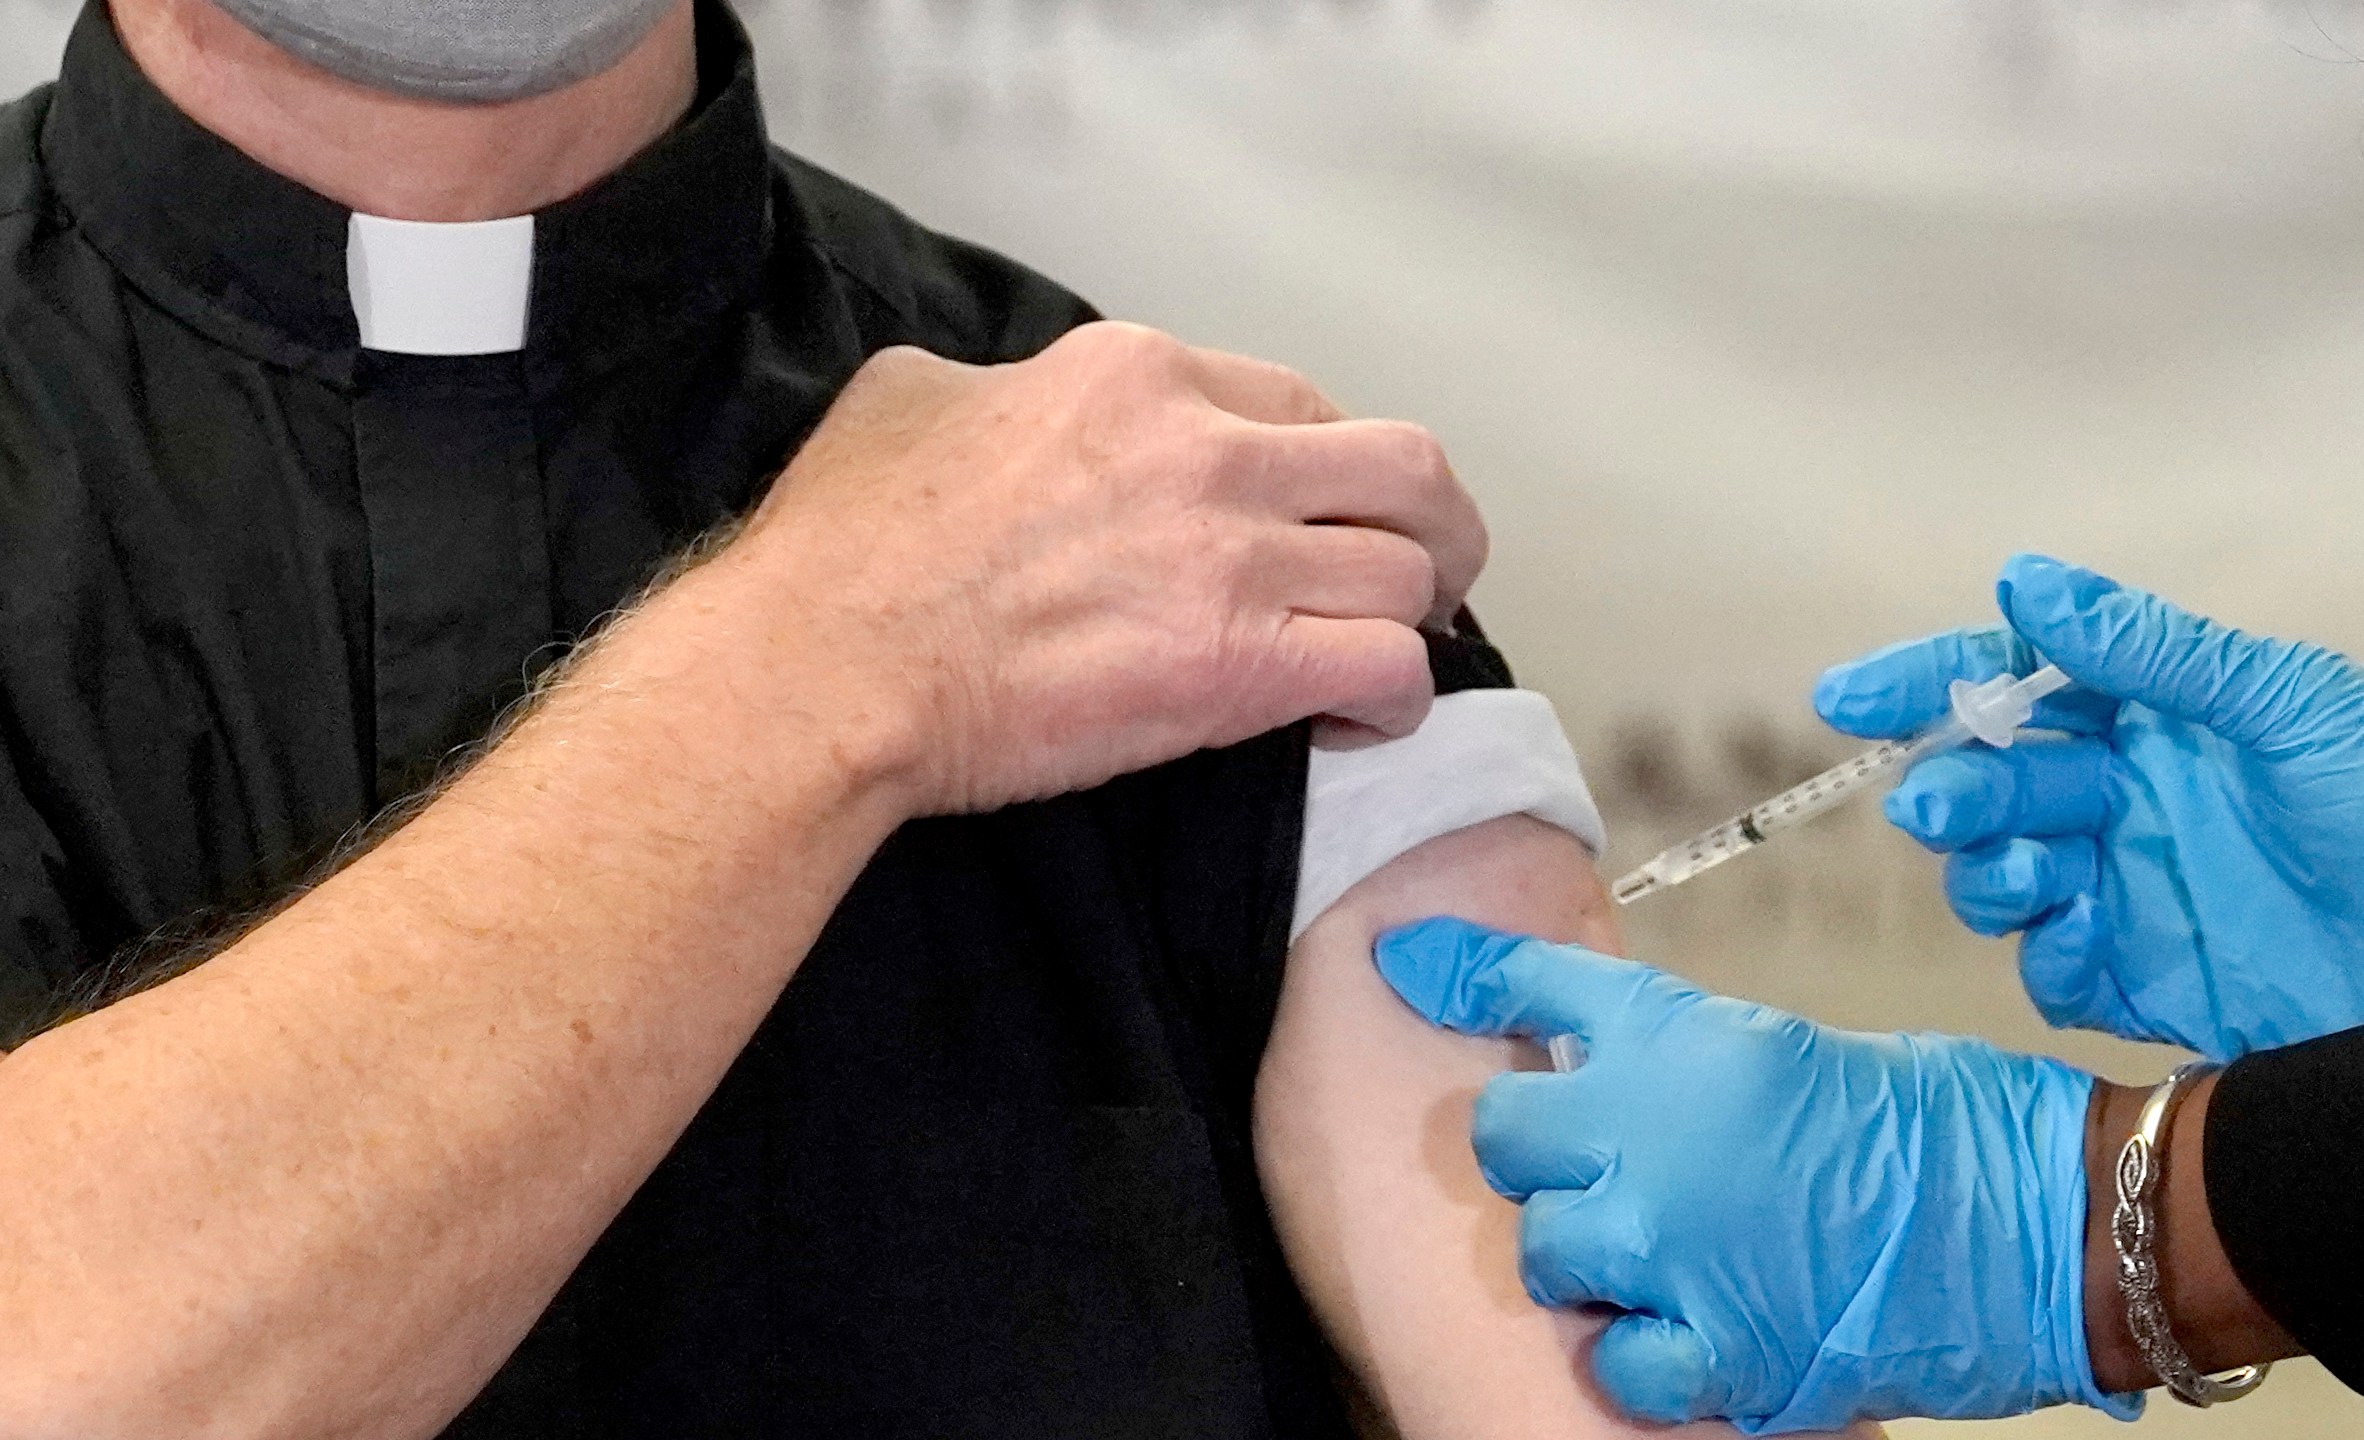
[1997,553,2351,754]
[1594,1314,1734,1426]
[1376,916,1655,1043]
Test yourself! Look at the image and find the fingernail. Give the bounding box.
[1885,782,1949,841]
[1998,552,2059,621]
[2002,554,2120,634]
[1811,665,1856,723]
[1882,786,1913,831]
[2001,844,2041,897]
[2046,892,2097,951]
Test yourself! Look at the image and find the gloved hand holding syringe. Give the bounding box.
[1609,664,2073,908]
[1383,558,2364,1432]
[1542,662,2070,1077]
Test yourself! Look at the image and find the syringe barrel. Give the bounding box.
[1610,666,2061,904]
[1740,738,1920,842]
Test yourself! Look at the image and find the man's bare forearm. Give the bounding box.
[0,583,915,1440]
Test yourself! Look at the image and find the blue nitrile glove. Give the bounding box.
[1375,919,2140,1434]
[1815,553,2364,1063]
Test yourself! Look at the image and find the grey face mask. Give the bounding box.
[211,0,682,104]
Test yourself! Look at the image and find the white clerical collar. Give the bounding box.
[346,212,537,356]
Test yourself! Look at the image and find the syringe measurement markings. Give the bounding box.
[1614,667,2071,905]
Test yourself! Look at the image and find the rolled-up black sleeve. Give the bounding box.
[2203,1025,2364,1390]
[1427,610,1516,696]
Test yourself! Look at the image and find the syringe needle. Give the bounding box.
[1610,665,2070,904]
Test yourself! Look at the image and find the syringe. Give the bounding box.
[1610,665,2072,906]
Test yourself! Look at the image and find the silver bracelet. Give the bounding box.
[2110,1062,2273,1408]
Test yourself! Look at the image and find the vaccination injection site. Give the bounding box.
[7,0,2364,1435]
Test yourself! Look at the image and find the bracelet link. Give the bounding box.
[2109,1062,2272,1408]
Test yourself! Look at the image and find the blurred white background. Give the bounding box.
[5,0,2362,1431]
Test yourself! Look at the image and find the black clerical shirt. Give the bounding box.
[0,2,1517,1435]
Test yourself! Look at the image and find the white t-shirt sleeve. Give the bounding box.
[1292,689,1607,941]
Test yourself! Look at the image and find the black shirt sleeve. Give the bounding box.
[776,153,1102,369]
[1429,610,1515,696]
[2202,1024,2364,1390]
[0,748,89,1044]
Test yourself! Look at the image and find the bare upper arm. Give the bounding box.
[1255,815,1876,1439]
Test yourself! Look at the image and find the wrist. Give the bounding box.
[2082,1072,2304,1397]
[2082,1078,2152,1394]
[537,559,934,837]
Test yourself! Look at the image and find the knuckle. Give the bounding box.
[1078,320,1185,371]
[1405,422,1452,478]
[1461,505,1494,573]
[1261,357,1314,391]
[1195,416,1269,492]
[856,343,939,385]
[1052,318,1125,355]
[1268,364,1335,423]
[837,344,958,412]
[1361,419,1450,483]
[1068,329,1203,452]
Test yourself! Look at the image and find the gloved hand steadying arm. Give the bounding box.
[1816,554,2364,1062]
[1375,918,2140,1433]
